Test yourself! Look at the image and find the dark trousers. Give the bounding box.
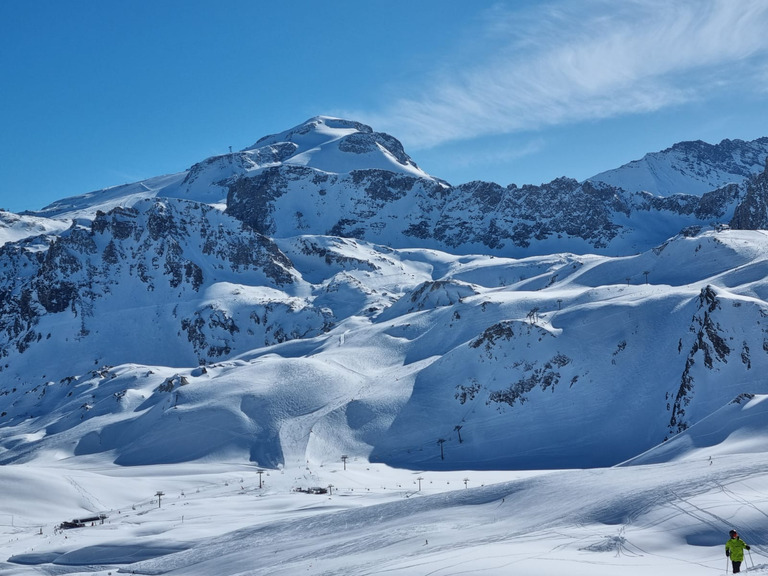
[732,560,742,573]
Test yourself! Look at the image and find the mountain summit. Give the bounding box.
[33,117,434,220]
[245,116,431,178]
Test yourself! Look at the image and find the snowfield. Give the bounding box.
[2,407,768,576]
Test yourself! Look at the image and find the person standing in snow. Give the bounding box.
[725,529,750,573]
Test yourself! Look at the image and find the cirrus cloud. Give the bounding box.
[366,0,768,149]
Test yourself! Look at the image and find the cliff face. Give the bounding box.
[731,160,768,230]
[224,162,747,257]
[0,199,332,374]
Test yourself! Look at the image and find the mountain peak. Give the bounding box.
[31,117,435,219]
[251,116,374,150]
[589,136,768,197]
[245,116,431,179]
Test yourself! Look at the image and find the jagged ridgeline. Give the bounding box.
[1,116,768,469]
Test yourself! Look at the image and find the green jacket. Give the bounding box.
[725,537,749,561]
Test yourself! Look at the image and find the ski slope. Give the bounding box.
[2,394,768,575]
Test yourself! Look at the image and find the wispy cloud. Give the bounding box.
[369,0,768,148]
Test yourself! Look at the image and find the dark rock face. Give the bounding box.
[0,199,311,370]
[351,169,418,203]
[225,167,297,235]
[339,132,413,166]
[218,158,755,256]
[731,161,768,229]
[696,184,741,220]
[668,285,732,435]
[668,138,768,180]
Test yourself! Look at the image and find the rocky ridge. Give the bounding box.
[30,117,768,257]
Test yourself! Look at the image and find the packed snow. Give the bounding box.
[2,404,768,576]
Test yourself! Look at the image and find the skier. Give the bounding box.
[725,529,750,573]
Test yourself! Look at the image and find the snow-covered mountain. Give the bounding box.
[29,117,768,257]
[590,137,768,196]
[3,116,768,472]
[4,116,768,575]
[32,117,436,220]
[3,223,768,470]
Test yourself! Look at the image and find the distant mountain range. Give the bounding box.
[26,117,768,256]
[1,116,768,470]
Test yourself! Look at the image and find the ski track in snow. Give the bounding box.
[2,452,768,575]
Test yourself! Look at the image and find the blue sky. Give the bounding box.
[2,0,768,213]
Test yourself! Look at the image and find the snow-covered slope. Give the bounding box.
[33,172,188,220]
[0,209,69,246]
[622,393,768,465]
[3,225,768,470]
[2,426,768,576]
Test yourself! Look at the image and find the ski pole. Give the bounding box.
[748,548,753,569]
[726,556,729,574]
